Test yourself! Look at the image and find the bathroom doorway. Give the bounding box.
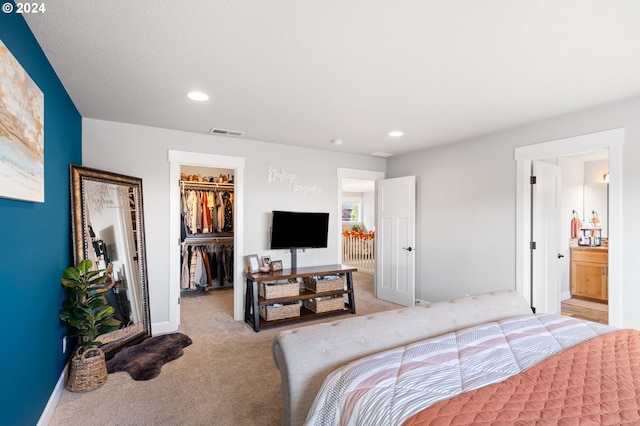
[515,128,623,327]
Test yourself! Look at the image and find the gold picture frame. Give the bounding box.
[271,259,283,271]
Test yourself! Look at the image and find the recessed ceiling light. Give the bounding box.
[389,131,404,137]
[331,139,343,146]
[370,152,394,158]
[187,91,209,101]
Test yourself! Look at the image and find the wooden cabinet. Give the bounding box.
[570,248,608,302]
[244,264,356,332]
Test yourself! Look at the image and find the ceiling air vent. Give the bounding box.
[209,128,245,137]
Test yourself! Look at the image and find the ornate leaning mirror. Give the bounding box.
[69,164,151,356]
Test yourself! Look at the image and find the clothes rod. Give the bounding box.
[183,236,234,245]
[180,180,234,190]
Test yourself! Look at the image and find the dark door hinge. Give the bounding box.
[178,297,181,305]
[530,241,536,250]
[530,176,537,184]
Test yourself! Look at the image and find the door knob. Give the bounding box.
[557,253,564,259]
[402,247,414,252]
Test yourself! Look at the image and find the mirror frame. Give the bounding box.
[69,164,151,356]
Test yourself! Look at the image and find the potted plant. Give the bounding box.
[59,259,121,391]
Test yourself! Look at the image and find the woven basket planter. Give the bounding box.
[67,347,108,392]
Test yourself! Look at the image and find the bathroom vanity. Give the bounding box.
[570,243,608,303]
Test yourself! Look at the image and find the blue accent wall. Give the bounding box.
[0,7,82,425]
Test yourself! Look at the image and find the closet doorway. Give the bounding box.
[168,151,245,334]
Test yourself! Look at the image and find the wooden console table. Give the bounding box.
[244,264,357,332]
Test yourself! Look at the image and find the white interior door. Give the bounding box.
[532,161,561,314]
[375,176,416,306]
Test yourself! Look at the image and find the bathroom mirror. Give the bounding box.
[70,165,151,356]
[583,183,608,238]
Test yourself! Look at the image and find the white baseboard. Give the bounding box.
[37,363,67,426]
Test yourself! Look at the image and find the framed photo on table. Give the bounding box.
[271,260,283,271]
[246,254,260,273]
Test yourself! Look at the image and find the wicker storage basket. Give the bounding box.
[67,347,108,392]
[260,303,300,321]
[304,296,345,313]
[259,280,298,299]
[303,275,345,293]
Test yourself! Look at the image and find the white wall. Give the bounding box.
[386,133,517,303]
[341,191,375,232]
[82,119,386,328]
[584,159,609,184]
[387,96,640,329]
[362,191,375,231]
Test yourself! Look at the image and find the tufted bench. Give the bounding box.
[271,290,532,426]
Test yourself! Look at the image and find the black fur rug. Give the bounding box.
[106,333,192,380]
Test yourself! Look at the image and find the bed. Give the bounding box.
[271,290,640,425]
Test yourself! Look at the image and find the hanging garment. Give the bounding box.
[193,248,207,288]
[201,248,212,287]
[207,191,216,232]
[180,245,190,289]
[217,192,225,232]
[209,248,218,282]
[189,246,199,290]
[225,244,234,285]
[217,247,226,285]
[223,192,233,232]
[201,192,210,233]
[186,190,198,234]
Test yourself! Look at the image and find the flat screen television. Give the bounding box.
[270,210,330,249]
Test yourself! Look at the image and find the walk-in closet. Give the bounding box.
[180,165,235,293]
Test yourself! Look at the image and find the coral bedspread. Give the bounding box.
[305,314,622,425]
[404,328,640,425]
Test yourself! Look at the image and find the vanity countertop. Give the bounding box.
[569,238,608,252]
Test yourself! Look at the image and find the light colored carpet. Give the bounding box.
[48,272,400,426]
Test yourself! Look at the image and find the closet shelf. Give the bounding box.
[183,235,234,245]
[180,180,234,191]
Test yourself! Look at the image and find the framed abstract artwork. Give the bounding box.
[0,38,45,202]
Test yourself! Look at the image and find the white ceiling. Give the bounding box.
[23,1,640,157]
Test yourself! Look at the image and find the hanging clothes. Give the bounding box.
[180,186,234,235]
[180,242,235,290]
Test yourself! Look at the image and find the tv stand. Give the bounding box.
[243,264,357,332]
